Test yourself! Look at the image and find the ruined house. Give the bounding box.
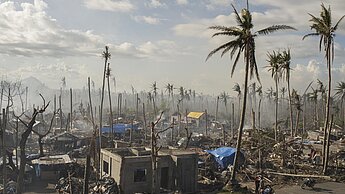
[100,147,198,194]
[187,111,206,128]
[47,131,80,153]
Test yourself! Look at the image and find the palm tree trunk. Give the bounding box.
[142,103,147,140]
[323,115,333,175]
[231,46,250,182]
[99,52,108,169]
[287,80,294,137]
[295,110,301,136]
[275,80,279,141]
[215,96,219,121]
[323,45,332,166]
[340,98,345,133]
[258,98,262,129]
[107,64,114,140]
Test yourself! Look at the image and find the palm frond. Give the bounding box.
[302,32,319,40]
[334,15,345,31]
[256,25,296,35]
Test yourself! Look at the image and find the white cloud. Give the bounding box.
[206,0,233,10]
[176,0,188,5]
[147,0,166,8]
[0,0,104,57]
[133,15,161,25]
[110,40,186,60]
[84,0,135,12]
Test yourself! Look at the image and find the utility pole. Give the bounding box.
[2,108,7,194]
[70,88,73,130]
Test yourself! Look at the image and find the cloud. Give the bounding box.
[0,0,104,57]
[110,40,187,60]
[176,0,188,5]
[206,0,233,10]
[2,62,89,88]
[133,15,161,25]
[147,0,166,8]
[84,0,135,12]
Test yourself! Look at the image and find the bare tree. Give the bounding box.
[150,112,173,193]
[14,94,50,194]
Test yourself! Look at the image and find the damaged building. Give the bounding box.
[100,147,198,194]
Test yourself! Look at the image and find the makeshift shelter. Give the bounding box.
[205,147,245,169]
[101,123,139,134]
[187,111,205,127]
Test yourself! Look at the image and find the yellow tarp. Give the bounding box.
[187,112,205,119]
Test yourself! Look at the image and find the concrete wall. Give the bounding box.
[172,155,198,193]
[101,149,198,194]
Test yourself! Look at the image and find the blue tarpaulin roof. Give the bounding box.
[101,123,139,134]
[205,147,245,169]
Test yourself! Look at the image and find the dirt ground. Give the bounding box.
[23,179,58,194]
[275,181,345,194]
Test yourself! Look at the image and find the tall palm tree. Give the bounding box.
[280,49,294,137]
[106,63,114,139]
[335,81,345,131]
[303,4,344,174]
[220,91,230,116]
[99,46,111,169]
[292,89,302,136]
[266,51,282,141]
[233,83,242,126]
[317,79,327,122]
[256,85,263,128]
[206,4,295,182]
[308,87,319,130]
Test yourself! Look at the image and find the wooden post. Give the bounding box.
[54,94,56,113]
[252,110,255,131]
[232,103,235,139]
[222,124,226,146]
[171,118,175,143]
[215,96,219,121]
[136,93,139,119]
[2,108,7,194]
[70,88,73,130]
[205,109,208,136]
[25,87,28,111]
[59,94,63,131]
[83,155,90,194]
[142,103,147,141]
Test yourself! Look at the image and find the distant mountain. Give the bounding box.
[21,76,54,106]
[22,76,52,94]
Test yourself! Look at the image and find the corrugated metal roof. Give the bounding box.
[187,112,205,119]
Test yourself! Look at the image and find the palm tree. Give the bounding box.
[317,79,327,121]
[233,83,241,126]
[280,49,294,137]
[303,4,344,174]
[206,4,295,182]
[308,87,319,130]
[106,63,114,139]
[335,81,345,131]
[99,46,111,170]
[266,51,282,141]
[256,86,263,128]
[292,89,302,136]
[220,91,230,116]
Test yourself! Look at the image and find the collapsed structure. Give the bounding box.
[100,147,198,194]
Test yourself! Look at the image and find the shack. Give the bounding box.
[47,132,80,153]
[187,112,206,127]
[31,154,73,180]
[100,147,198,194]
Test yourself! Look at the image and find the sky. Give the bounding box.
[0,0,345,96]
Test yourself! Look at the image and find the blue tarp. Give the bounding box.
[101,123,139,134]
[205,147,245,169]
